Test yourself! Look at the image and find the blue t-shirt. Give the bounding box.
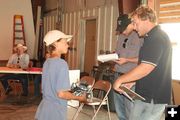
[35,57,70,120]
[42,57,70,104]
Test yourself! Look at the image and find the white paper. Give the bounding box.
[68,70,80,107]
[97,53,118,62]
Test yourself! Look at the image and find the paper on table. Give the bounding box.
[97,53,118,62]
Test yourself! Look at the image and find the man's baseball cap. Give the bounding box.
[116,14,131,32]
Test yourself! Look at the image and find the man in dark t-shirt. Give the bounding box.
[113,6,172,120]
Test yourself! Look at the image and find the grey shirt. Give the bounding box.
[7,53,29,69]
[115,31,143,73]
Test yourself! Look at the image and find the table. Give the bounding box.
[0,67,80,106]
[0,67,42,74]
[0,67,42,98]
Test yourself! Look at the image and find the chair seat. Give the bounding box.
[87,97,107,105]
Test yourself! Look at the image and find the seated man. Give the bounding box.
[0,44,29,96]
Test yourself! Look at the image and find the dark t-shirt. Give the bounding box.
[136,25,172,104]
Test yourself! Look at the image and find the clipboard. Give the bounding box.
[119,85,145,102]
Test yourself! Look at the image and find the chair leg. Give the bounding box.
[72,103,85,120]
[106,98,111,120]
[92,105,96,114]
[92,103,103,120]
[0,82,6,100]
[92,99,111,120]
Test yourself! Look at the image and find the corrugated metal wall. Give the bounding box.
[43,3,119,70]
[43,15,57,34]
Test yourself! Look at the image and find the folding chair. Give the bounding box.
[80,76,95,88]
[72,80,111,120]
[8,79,23,96]
[0,81,6,100]
[68,76,95,108]
[6,61,33,96]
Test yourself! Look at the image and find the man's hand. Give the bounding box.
[7,64,14,68]
[114,58,128,65]
[123,82,135,89]
[113,78,123,93]
[7,64,20,68]
[14,64,20,68]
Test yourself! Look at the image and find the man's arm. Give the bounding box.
[114,57,138,65]
[113,62,155,93]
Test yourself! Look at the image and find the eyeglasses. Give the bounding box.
[122,38,128,48]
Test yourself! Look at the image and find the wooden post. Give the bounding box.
[117,0,124,15]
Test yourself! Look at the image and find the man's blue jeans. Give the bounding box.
[34,74,41,96]
[129,100,166,120]
[113,73,134,120]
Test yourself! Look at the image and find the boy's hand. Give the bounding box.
[79,93,87,103]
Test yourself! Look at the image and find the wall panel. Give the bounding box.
[0,0,35,60]
[43,3,118,70]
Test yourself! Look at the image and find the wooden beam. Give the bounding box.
[118,0,123,15]
[159,17,180,23]
[160,0,180,4]
[159,0,180,23]
[159,11,180,17]
[160,5,180,11]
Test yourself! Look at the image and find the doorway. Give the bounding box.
[84,19,97,74]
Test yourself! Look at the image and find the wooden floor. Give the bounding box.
[0,81,165,120]
[0,81,118,120]
[0,95,118,120]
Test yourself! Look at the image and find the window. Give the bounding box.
[160,23,180,80]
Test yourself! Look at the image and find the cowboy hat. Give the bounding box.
[14,43,27,51]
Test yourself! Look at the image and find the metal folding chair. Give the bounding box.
[6,61,33,96]
[7,79,23,96]
[80,76,95,88]
[68,76,95,108]
[0,81,6,100]
[72,80,111,120]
